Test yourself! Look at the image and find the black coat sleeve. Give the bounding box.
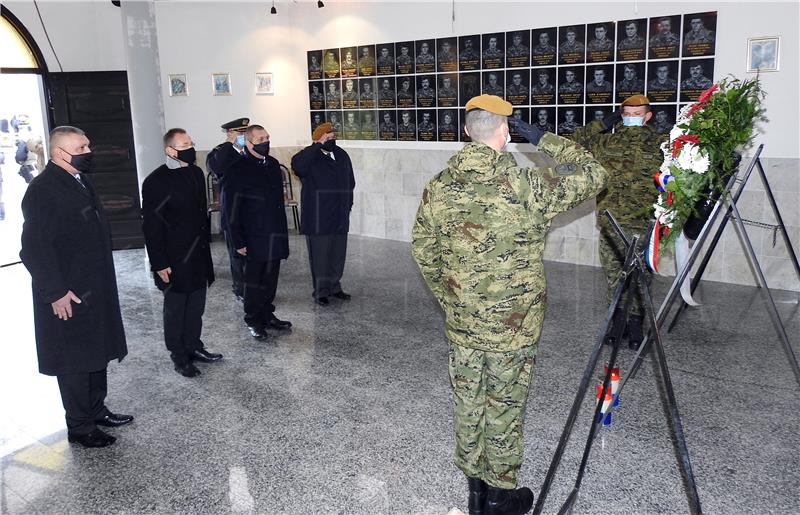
[208,143,245,178]
[226,173,247,251]
[141,175,170,271]
[290,143,323,178]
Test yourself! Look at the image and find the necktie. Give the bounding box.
[75,174,87,188]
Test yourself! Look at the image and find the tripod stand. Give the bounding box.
[533,212,702,515]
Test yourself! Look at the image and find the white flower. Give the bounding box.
[677,104,694,123]
[669,125,687,142]
[676,143,710,174]
[660,159,673,175]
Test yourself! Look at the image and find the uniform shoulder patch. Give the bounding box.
[555,163,579,176]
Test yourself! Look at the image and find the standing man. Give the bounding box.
[142,128,222,378]
[569,94,667,348]
[290,122,355,306]
[221,124,292,340]
[20,126,132,448]
[207,118,250,303]
[412,96,607,515]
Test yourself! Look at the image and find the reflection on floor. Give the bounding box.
[1,235,798,514]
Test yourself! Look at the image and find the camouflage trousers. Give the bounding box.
[448,342,537,489]
[597,220,650,316]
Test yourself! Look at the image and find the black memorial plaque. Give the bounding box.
[585,64,614,104]
[437,37,458,72]
[648,15,681,59]
[558,24,586,64]
[682,12,717,57]
[506,30,531,68]
[557,67,584,104]
[647,60,679,103]
[437,74,458,108]
[587,22,615,62]
[417,109,437,142]
[482,32,505,69]
[417,75,437,108]
[415,39,436,74]
[307,50,323,80]
[459,35,481,71]
[506,69,530,106]
[376,43,396,75]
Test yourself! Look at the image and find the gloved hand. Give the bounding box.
[602,110,623,130]
[508,118,546,145]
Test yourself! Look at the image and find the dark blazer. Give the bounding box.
[206,143,231,230]
[141,163,214,293]
[19,162,128,376]
[224,146,290,263]
[290,143,356,235]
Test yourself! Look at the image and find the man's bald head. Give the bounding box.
[49,126,86,158]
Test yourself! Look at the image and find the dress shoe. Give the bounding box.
[485,485,534,515]
[331,291,351,300]
[191,348,223,362]
[468,477,488,515]
[68,428,116,448]
[174,362,202,377]
[266,316,292,330]
[315,296,330,306]
[248,326,270,340]
[95,412,134,427]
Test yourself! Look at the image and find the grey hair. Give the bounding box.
[465,109,506,144]
[49,126,85,157]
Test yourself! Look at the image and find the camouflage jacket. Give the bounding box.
[411,133,608,351]
[569,120,667,228]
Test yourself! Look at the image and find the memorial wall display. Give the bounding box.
[307,11,717,141]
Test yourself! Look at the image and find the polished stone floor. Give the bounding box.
[1,234,798,514]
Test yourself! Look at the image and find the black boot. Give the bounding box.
[604,308,626,346]
[484,485,534,515]
[468,477,487,515]
[627,314,644,350]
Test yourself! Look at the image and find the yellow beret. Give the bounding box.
[312,122,333,140]
[465,94,513,116]
[621,94,650,107]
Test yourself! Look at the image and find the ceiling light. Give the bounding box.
[317,1,325,7]
[270,1,277,14]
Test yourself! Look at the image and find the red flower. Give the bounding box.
[671,134,700,157]
[697,83,720,104]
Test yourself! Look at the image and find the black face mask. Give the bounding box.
[61,148,93,173]
[173,147,196,164]
[322,139,336,152]
[252,142,270,156]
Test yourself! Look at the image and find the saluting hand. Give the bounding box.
[157,267,172,283]
[52,291,82,320]
[316,132,335,145]
[237,247,247,256]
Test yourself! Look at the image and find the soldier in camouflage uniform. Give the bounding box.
[412,94,608,515]
[649,17,680,47]
[618,21,646,50]
[681,64,713,90]
[568,94,667,348]
[684,17,715,45]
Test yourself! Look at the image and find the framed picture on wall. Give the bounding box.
[255,72,274,95]
[168,74,188,97]
[747,37,780,72]
[212,73,232,96]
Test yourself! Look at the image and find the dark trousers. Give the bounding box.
[306,234,348,299]
[56,369,109,436]
[224,229,245,296]
[164,287,207,365]
[244,259,280,327]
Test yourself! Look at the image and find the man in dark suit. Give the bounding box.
[290,122,356,306]
[206,118,250,303]
[142,128,222,378]
[19,126,132,448]
[221,124,292,340]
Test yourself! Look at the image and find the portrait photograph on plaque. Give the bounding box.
[379,110,397,140]
[437,74,458,108]
[558,25,586,64]
[506,69,530,106]
[458,35,481,71]
[680,58,715,102]
[437,37,458,72]
[310,111,324,134]
[506,30,531,68]
[360,110,378,140]
[325,110,343,133]
[358,78,377,109]
[341,78,359,109]
[585,65,614,104]
[324,79,342,109]
[482,32,505,69]
[415,39,436,74]
[682,12,717,57]
[557,106,584,135]
[309,82,325,110]
[395,41,415,75]
[647,60,679,102]
[397,110,417,141]
[585,105,612,126]
[323,48,340,78]
[557,67,584,104]
[396,76,416,108]
[508,107,530,143]
[378,77,397,108]
[532,107,556,134]
[531,67,557,105]
[417,75,437,108]
[459,109,471,142]
[342,111,360,140]
[531,28,557,66]
[340,46,358,78]
[648,15,681,59]
[417,110,437,142]
[358,45,376,76]
[376,44,396,75]
[482,71,504,97]
[307,50,323,80]
[587,22,615,63]
[616,18,647,61]
[459,72,480,107]
[615,62,646,102]
[651,104,677,134]
[437,109,458,142]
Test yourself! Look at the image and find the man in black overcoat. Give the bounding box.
[290,122,356,306]
[19,126,132,448]
[142,128,223,378]
[222,124,292,340]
